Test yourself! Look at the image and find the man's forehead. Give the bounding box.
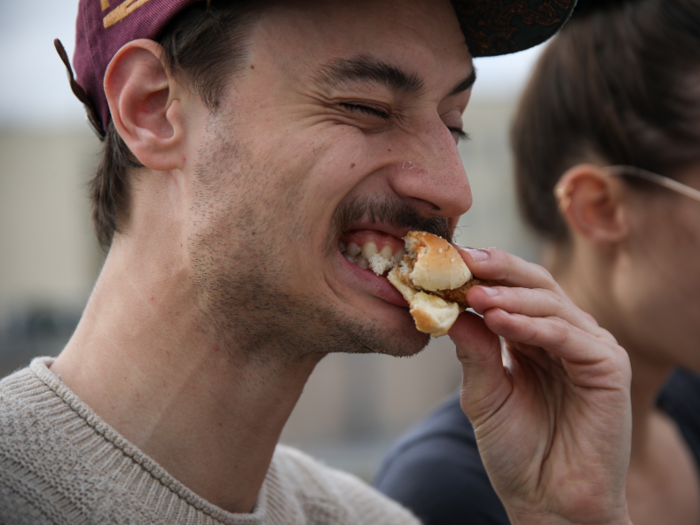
[253,0,471,90]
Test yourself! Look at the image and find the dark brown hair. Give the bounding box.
[90,0,271,251]
[511,0,700,243]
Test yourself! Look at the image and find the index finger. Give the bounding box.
[455,245,607,339]
[455,246,563,293]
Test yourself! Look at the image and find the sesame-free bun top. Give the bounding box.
[403,232,472,291]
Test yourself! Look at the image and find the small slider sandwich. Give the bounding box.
[369,231,482,338]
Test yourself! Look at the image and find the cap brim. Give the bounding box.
[452,0,578,57]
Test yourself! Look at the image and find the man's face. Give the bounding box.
[187,0,474,361]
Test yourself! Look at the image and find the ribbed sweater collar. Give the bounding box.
[6,357,272,525]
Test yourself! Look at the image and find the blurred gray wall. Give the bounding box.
[0,131,102,314]
[0,97,540,480]
[0,130,103,374]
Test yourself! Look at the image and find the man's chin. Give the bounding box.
[375,333,431,358]
[345,315,431,358]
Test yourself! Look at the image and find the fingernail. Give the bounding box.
[460,247,489,261]
[482,286,499,296]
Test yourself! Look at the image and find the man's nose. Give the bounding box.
[387,120,472,222]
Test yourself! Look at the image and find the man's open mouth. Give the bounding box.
[331,197,452,281]
[338,230,406,274]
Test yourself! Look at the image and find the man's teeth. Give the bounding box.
[340,241,406,272]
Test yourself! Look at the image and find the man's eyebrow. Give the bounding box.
[448,68,477,97]
[314,55,424,95]
[314,56,476,100]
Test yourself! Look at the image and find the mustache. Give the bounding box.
[331,197,452,245]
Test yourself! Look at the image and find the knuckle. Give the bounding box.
[542,316,570,347]
[489,248,516,278]
[532,262,552,281]
[500,312,538,343]
[487,246,507,260]
[488,286,518,310]
[581,310,598,325]
[543,287,565,307]
[597,326,618,344]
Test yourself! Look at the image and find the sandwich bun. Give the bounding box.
[401,231,472,291]
[386,231,482,337]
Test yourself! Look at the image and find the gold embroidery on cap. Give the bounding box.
[101,0,110,11]
[103,0,152,29]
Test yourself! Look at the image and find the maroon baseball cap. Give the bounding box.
[58,0,577,138]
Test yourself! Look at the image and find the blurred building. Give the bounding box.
[0,97,540,480]
[0,130,102,375]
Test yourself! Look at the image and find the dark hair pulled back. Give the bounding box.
[511,0,700,242]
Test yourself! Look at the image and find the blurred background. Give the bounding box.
[0,0,544,481]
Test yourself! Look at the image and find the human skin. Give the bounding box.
[549,163,700,524]
[454,247,633,525]
[51,0,633,523]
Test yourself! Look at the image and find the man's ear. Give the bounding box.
[554,164,629,246]
[104,39,186,171]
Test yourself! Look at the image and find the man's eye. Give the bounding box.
[339,103,391,120]
[449,127,470,143]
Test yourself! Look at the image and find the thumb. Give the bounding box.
[450,311,513,425]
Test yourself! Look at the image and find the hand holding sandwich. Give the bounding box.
[448,246,633,525]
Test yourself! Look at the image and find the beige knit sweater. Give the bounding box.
[0,358,419,525]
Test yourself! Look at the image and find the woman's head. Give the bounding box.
[511,0,700,367]
[512,0,700,244]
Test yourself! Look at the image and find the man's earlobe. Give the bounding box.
[104,39,185,171]
[554,164,629,246]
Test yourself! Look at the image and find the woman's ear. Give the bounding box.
[554,164,629,246]
[104,39,186,171]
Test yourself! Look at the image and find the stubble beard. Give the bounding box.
[187,118,448,366]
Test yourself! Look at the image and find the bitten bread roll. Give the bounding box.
[387,231,482,337]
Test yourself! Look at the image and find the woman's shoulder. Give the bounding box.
[657,368,700,463]
[373,393,509,525]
